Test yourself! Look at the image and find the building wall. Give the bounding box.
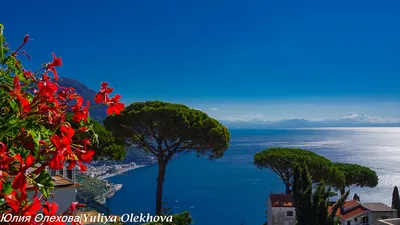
[342,217,364,225]
[268,199,273,225]
[51,188,77,213]
[28,188,77,213]
[268,206,296,225]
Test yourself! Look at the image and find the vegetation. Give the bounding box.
[353,193,360,201]
[292,164,350,225]
[76,173,112,205]
[0,25,124,221]
[68,114,126,161]
[392,186,400,217]
[104,101,231,214]
[254,147,344,194]
[333,162,378,195]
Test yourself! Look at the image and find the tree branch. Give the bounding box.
[163,138,169,150]
[165,142,182,161]
[131,132,157,156]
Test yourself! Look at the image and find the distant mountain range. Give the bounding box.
[58,77,399,129]
[220,115,400,129]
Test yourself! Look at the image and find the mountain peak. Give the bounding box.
[341,112,370,121]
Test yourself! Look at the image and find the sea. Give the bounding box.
[106,127,400,225]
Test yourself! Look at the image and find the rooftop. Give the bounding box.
[329,200,368,220]
[363,203,397,212]
[342,200,360,210]
[27,175,77,190]
[269,194,294,207]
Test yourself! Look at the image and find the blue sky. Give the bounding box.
[2,0,399,121]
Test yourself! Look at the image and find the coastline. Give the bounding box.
[78,164,147,205]
[97,164,147,180]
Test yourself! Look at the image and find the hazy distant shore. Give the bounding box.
[97,164,147,180]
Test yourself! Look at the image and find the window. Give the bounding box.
[354,217,357,222]
[287,211,293,217]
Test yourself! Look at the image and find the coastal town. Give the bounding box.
[84,162,146,180]
[75,161,149,206]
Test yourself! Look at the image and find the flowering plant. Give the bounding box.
[0,24,125,224]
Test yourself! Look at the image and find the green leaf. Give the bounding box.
[2,182,12,194]
[9,100,18,112]
[21,148,29,158]
[34,170,54,198]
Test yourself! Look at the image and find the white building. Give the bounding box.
[330,200,369,225]
[267,194,296,225]
[330,200,397,225]
[266,194,397,225]
[27,166,79,213]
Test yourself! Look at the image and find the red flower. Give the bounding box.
[60,124,75,139]
[43,201,58,215]
[49,152,65,170]
[46,52,62,80]
[50,135,73,170]
[11,171,27,193]
[23,69,34,80]
[79,126,89,132]
[0,33,127,218]
[42,202,65,225]
[23,34,29,45]
[106,94,125,115]
[78,162,87,172]
[0,142,15,170]
[37,74,59,102]
[10,76,31,113]
[83,138,91,150]
[71,97,89,122]
[95,82,113,104]
[4,191,20,211]
[67,161,76,170]
[22,197,41,216]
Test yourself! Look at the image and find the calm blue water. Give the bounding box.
[107,128,400,225]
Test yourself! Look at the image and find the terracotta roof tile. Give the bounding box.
[340,207,367,220]
[270,194,294,207]
[329,200,367,220]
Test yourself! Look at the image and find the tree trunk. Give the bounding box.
[155,159,167,215]
[285,183,292,194]
[340,186,345,196]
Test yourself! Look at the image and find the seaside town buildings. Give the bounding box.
[267,194,398,225]
[267,194,296,225]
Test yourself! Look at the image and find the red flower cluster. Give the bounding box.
[95,82,124,115]
[0,34,125,224]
